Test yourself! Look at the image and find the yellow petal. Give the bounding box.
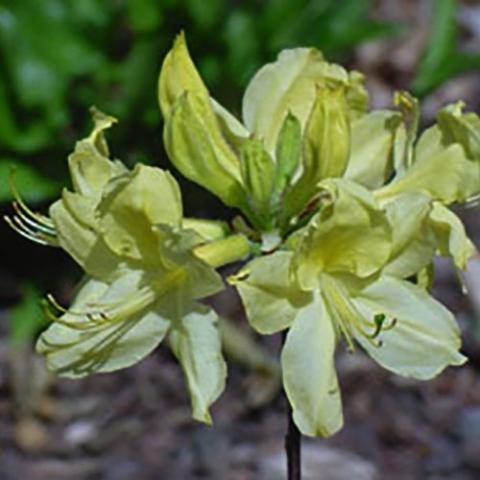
[352,276,466,379]
[158,32,208,119]
[292,179,392,289]
[282,291,343,437]
[242,48,367,156]
[98,165,182,264]
[164,91,246,208]
[345,110,402,188]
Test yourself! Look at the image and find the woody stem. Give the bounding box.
[283,332,301,480]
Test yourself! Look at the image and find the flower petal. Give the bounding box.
[352,276,466,380]
[164,91,246,209]
[429,202,477,270]
[345,110,402,188]
[158,32,209,119]
[98,164,182,264]
[292,179,391,288]
[242,48,366,155]
[378,143,479,204]
[437,101,480,162]
[382,191,436,278]
[169,302,226,424]
[68,108,126,197]
[282,292,343,437]
[37,274,170,378]
[234,251,311,334]
[302,83,350,181]
[49,193,118,279]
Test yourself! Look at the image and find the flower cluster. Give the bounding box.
[6,33,480,435]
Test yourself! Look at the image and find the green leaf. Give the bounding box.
[127,0,163,33]
[185,0,222,30]
[412,0,480,95]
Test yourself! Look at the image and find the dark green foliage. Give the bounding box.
[0,0,398,204]
[413,0,480,97]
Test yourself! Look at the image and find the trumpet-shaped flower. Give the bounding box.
[159,37,478,278]
[5,110,241,424]
[233,179,466,437]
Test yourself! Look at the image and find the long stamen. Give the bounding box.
[322,276,387,349]
[12,201,56,235]
[46,294,112,329]
[4,215,51,245]
[8,169,55,228]
[460,193,480,209]
[41,270,187,375]
[5,213,58,246]
[322,290,356,352]
[4,168,58,246]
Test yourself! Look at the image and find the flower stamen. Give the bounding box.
[4,170,58,246]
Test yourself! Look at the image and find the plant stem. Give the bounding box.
[283,332,301,480]
[286,398,302,480]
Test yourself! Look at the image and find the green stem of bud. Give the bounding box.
[194,234,251,268]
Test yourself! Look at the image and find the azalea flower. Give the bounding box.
[158,33,390,232]
[158,36,479,267]
[370,93,479,277]
[233,179,466,436]
[5,109,252,423]
[159,35,477,437]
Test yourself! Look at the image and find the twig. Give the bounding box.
[283,332,301,480]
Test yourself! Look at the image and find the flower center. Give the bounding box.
[320,275,396,351]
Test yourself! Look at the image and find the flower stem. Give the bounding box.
[283,332,301,480]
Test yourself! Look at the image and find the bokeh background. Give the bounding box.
[1,0,480,478]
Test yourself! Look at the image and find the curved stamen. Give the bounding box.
[8,169,55,229]
[4,215,52,246]
[4,168,58,246]
[12,201,56,235]
[46,294,109,327]
[460,193,480,210]
[5,211,58,244]
[364,314,397,340]
[322,275,386,349]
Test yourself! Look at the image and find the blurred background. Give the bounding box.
[1,0,480,478]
